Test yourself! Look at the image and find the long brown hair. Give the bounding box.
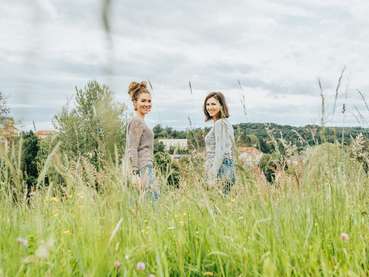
[203,91,230,121]
[128,81,150,111]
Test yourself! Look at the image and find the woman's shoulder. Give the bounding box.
[129,116,145,124]
[128,117,145,130]
[214,119,234,136]
[214,118,231,128]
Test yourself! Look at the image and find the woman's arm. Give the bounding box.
[127,119,144,172]
[209,120,227,180]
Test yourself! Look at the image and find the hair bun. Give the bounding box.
[128,81,140,97]
[128,81,148,97]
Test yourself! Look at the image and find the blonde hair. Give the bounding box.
[128,81,150,102]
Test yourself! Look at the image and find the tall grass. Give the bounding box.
[0,141,369,276]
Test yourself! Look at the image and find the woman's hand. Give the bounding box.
[206,173,217,188]
[131,171,142,192]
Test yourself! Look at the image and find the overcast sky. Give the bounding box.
[1,0,369,130]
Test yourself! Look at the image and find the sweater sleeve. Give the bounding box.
[209,120,227,179]
[127,119,144,171]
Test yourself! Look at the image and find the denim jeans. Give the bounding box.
[139,163,160,201]
[217,158,236,195]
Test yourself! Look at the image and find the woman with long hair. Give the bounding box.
[203,92,236,194]
[126,81,159,201]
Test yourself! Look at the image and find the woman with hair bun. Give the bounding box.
[126,81,159,201]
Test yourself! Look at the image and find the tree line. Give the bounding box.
[153,122,369,154]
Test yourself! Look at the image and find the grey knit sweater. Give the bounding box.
[126,117,154,171]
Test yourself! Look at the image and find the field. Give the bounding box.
[1,142,368,276]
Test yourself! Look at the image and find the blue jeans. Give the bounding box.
[217,159,236,195]
[139,163,160,201]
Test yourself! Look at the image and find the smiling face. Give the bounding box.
[206,97,222,120]
[134,92,152,116]
[203,92,230,122]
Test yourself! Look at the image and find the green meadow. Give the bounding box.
[0,141,368,276]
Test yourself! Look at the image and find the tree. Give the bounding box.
[54,81,125,169]
[0,92,10,120]
[21,131,40,196]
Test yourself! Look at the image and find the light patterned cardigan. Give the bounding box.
[204,118,235,181]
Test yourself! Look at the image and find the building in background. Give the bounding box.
[35,130,56,139]
[158,139,188,151]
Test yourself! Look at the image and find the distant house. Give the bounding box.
[158,139,188,151]
[238,146,263,167]
[35,130,56,139]
[0,118,18,144]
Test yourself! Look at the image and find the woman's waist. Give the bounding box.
[206,152,233,159]
[206,154,234,166]
[137,146,153,156]
[136,150,153,161]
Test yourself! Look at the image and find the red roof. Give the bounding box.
[238,147,261,154]
[35,130,55,138]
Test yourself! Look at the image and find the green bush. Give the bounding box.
[154,141,181,188]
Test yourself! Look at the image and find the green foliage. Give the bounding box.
[154,141,181,188]
[21,131,39,188]
[54,81,125,170]
[0,139,23,201]
[153,124,207,151]
[168,146,189,155]
[259,153,282,183]
[349,133,369,173]
[35,133,66,187]
[153,124,187,139]
[0,92,9,120]
[153,140,165,153]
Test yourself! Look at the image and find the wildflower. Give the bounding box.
[63,230,71,235]
[35,238,55,259]
[16,237,29,248]
[114,260,122,271]
[203,272,214,276]
[35,245,49,259]
[136,262,145,271]
[50,197,59,203]
[340,232,349,241]
[148,274,155,277]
